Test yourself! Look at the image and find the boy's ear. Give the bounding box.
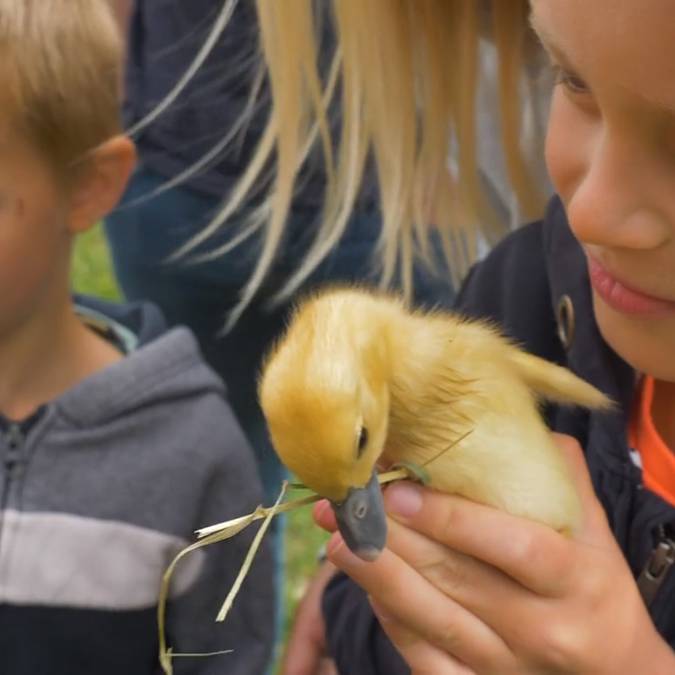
[67,135,136,234]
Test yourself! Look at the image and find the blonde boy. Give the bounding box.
[0,2,274,673]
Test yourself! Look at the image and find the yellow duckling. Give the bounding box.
[259,288,610,560]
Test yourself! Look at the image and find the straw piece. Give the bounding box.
[157,507,266,672]
[195,468,409,538]
[157,466,412,673]
[169,649,233,658]
[195,493,321,539]
[216,481,288,622]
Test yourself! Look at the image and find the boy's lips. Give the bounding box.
[587,256,675,316]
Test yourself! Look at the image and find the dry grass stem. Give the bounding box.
[215,482,288,622]
[157,466,412,673]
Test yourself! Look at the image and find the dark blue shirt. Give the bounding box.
[125,0,376,212]
[323,197,675,674]
[124,0,266,198]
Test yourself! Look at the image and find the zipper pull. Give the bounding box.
[6,423,23,449]
[637,529,675,607]
[4,423,24,474]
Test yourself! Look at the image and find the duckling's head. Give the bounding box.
[259,289,397,559]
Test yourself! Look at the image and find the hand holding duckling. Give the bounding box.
[314,435,675,674]
[260,287,609,560]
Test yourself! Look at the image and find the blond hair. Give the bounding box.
[154,1,543,329]
[0,0,122,175]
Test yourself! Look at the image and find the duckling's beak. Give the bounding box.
[331,471,386,562]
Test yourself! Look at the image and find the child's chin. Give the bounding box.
[593,297,675,380]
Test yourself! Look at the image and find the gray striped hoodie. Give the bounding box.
[0,297,274,675]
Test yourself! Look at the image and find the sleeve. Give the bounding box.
[166,394,276,675]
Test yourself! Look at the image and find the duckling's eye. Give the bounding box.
[356,426,369,457]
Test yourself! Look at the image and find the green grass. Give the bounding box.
[282,492,329,620]
[72,225,121,300]
[72,224,328,662]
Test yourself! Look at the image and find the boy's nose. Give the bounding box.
[566,136,671,251]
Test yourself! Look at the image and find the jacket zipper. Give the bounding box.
[0,423,25,549]
[637,525,675,607]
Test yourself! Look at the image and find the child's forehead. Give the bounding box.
[531,0,675,108]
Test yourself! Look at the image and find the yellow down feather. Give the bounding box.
[259,287,610,535]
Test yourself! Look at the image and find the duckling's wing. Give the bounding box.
[507,350,611,410]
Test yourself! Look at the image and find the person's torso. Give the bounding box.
[456,198,675,645]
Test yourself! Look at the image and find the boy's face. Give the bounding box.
[0,127,73,336]
[532,0,675,381]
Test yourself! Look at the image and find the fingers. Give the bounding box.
[370,600,477,675]
[317,433,605,600]
[313,500,337,532]
[326,532,516,672]
[383,516,536,634]
[383,482,575,597]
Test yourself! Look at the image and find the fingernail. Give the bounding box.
[313,499,331,521]
[385,482,423,518]
[326,532,364,567]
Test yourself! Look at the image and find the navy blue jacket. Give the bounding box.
[124,0,264,198]
[322,196,675,674]
[124,1,377,210]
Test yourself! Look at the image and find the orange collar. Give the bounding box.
[629,376,675,507]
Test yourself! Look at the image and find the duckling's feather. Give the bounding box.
[260,287,610,534]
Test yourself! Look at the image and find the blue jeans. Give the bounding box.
[104,165,455,647]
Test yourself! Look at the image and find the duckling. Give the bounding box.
[259,287,610,560]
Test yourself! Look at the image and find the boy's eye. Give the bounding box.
[552,65,590,95]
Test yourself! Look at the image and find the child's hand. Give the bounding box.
[315,435,675,674]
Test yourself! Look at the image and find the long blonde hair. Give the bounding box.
[156,0,543,329]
